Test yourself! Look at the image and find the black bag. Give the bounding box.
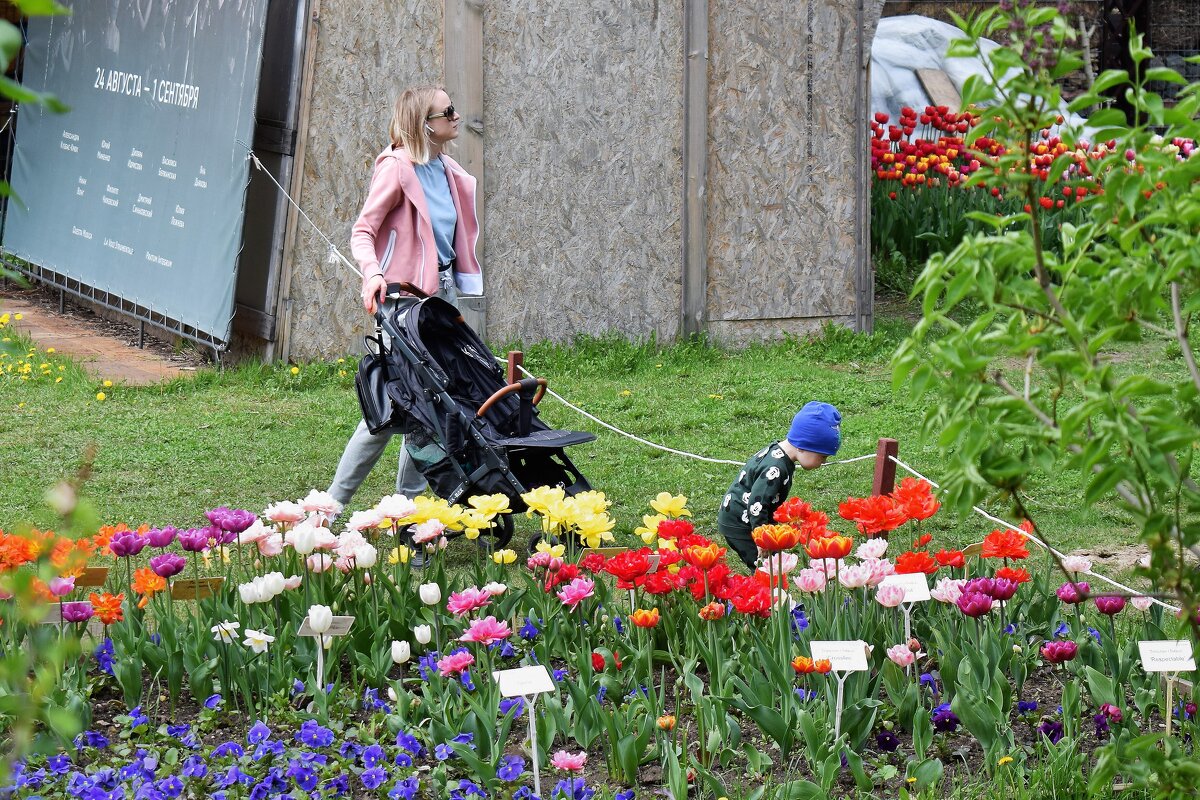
[354,332,403,434]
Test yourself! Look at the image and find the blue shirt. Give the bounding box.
[413,157,457,265]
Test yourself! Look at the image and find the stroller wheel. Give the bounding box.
[483,514,515,550]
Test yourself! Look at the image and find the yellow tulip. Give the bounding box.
[388,546,411,565]
[650,492,691,518]
[468,493,512,518]
[634,514,667,540]
[492,549,517,565]
[522,485,565,516]
[535,540,565,558]
[571,490,611,516]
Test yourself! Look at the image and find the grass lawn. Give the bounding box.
[1,301,1177,573]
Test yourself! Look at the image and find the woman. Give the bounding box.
[327,85,483,512]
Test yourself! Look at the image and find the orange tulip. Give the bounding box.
[683,543,725,570]
[89,592,125,625]
[751,524,802,553]
[698,601,725,621]
[630,608,661,628]
[657,715,677,731]
[792,656,815,674]
[814,659,833,674]
[131,567,166,601]
[805,535,853,561]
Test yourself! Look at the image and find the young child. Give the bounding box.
[716,401,842,569]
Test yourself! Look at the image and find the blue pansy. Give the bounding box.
[552,668,568,681]
[1018,700,1038,714]
[1053,621,1070,637]
[340,742,363,760]
[291,679,305,696]
[94,638,115,676]
[388,776,420,800]
[596,685,607,703]
[252,740,285,761]
[247,721,271,745]
[451,732,475,745]
[361,768,387,790]
[66,771,94,795]
[434,743,455,761]
[496,755,525,782]
[554,777,596,800]
[47,755,71,775]
[203,693,223,710]
[212,742,245,759]
[166,724,190,740]
[615,791,636,800]
[393,752,413,768]
[499,697,526,718]
[156,775,184,798]
[362,744,385,768]
[324,774,350,797]
[286,761,318,792]
[181,755,207,779]
[295,720,334,748]
[128,706,149,729]
[519,617,540,640]
[74,730,110,750]
[395,731,425,756]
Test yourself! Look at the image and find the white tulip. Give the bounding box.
[418,582,441,605]
[391,640,411,664]
[263,572,286,597]
[293,524,317,555]
[283,574,303,590]
[355,544,378,569]
[413,624,432,645]
[238,580,262,605]
[483,582,507,596]
[308,604,333,634]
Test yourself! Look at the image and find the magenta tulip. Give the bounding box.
[1094,595,1126,615]
[60,601,94,623]
[146,526,178,548]
[1041,640,1078,664]
[108,530,147,557]
[956,591,992,618]
[150,552,187,579]
[1056,581,1090,604]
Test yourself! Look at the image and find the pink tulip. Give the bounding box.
[412,520,446,545]
[307,553,333,573]
[886,643,915,667]
[48,576,76,597]
[556,577,596,610]
[60,601,94,623]
[257,534,284,557]
[1131,596,1154,612]
[1061,555,1091,574]
[956,591,992,618]
[875,584,906,608]
[1041,640,1078,664]
[550,750,587,771]
[1094,595,1126,615]
[459,615,513,645]
[527,552,555,569]
[1056,581,1090,604]
[447,587,493,617]
[146,527,178,548]
[436,650,476,677]
[931,578,966,604]
[838,564,873,590]
[283,575,303,590]
[861,557,895,587]
[792,568,827,594]
[856,539,889,560]
[264,501,306,524]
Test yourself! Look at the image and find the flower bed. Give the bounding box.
[3,482,1196,798]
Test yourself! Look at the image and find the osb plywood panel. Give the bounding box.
[706,0,868,343]
[286,1,443,359]
[482,0,685,344]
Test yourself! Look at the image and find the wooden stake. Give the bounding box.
[872,438,899,496]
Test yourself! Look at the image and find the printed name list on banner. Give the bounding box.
[3,0,269,343]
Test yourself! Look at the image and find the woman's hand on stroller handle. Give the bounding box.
[362,274,388,314]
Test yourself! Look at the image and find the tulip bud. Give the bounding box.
[414,624,432,645]
[263,572,285,597]
[418,583,441,605]
[355,544,378,569]
[308,604,333,634]
[391,640,411,664]
[387,687,398,702]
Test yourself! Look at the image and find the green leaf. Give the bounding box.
[1090,70,1130,95]
[912,758,944,791]
[1084,463,1125,505]
[45,705,82,741]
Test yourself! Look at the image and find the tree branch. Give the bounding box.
[1171,282,1200,395]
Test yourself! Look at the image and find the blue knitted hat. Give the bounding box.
[786,402,842,455]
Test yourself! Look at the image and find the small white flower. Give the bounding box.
[307,604,333,634]
[418,582,442,605]
[238,580,263,605]
[211,620,240,644]
[414,624,432,645]
[243,629,274,654]
[391,640,411,664]
[354,543,379,569]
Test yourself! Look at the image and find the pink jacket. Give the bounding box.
[350,147,482,297]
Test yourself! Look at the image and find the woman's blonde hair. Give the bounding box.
[388,85,452,165]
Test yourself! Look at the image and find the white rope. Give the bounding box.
[499,358,879,468]
[238,142,362,279]
[887,455,1181,613]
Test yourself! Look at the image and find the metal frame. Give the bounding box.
[2,255,227,361]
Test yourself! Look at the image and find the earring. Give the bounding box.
[424,124,434,135]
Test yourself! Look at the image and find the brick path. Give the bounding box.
[1,294,190,385]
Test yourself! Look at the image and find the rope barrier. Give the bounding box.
[238,142,363,279]
[887,455,1180,613]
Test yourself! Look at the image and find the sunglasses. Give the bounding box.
[426,104,456,121]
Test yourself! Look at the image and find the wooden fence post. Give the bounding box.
[871,437,899,496]
[506,351,523,384]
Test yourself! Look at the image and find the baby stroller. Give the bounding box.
[363,283,595,550]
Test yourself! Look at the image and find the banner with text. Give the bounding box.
[3,0,268,343]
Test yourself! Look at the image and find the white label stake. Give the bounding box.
[494,665,554,798]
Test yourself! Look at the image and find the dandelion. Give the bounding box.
[998,756,1014,766]
[95,391,106,401]
[290,366,300,375]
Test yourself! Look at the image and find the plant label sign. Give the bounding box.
[40,603,63,624]
[171,576,225,600]
[75,566,110,588]
[1138,640,1196,673]
[492,665,555,698]
[298,615,355,637]
[880,573,931,603]
[810,640,871,672]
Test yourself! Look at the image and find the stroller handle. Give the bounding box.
[476,378,547,418]
[386,281,429,299]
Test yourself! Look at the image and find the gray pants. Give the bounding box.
[327,274,459,508]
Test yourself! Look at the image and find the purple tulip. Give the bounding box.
[207,507,257,535]
[1094,595,1126,615]
[956,591,992,618]
[177,528,211,553]
[964,577,996,597]
[108,530,148,558]
[150,552,187,579]
[61,601,94,623]
[990,578,1019,602]
[49,576,76,597]
[1056,581,1090,604]
[1040,640,1078,664]
[146,526,178,548]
